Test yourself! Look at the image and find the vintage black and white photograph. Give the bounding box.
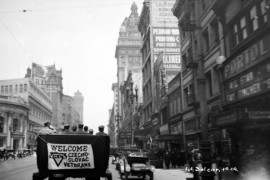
[0,0,270,180]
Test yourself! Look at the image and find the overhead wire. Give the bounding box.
[0,2,134,14]
[0,16,29,56]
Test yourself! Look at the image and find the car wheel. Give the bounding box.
[121,172,128,180]
[145,173,153,180]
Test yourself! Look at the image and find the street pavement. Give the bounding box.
[2,154,269,180]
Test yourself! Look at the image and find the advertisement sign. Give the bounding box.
[150,0,181,84]
[225,61,270,104]
[224,38,269,80]
[47,143,94,170]
[153,28,180,54]
[151,0,178,27]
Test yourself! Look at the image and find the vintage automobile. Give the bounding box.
[115,146,139,171]
[32,134,112,180]
[119,152,155,180]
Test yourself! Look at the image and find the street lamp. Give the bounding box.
[115,111,122,147]
[128,77,138,145]
[115,111,122,127]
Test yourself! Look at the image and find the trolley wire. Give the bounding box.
[0,2,135,14]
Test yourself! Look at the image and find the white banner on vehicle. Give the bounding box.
[47,143,95,170]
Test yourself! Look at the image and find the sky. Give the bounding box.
[0,0,144,133]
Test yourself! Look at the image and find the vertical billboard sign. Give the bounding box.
[151,0,178,27]
[151,0,181,82]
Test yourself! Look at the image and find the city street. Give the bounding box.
[0,154,193,180]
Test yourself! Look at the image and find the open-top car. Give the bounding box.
[119,151,155,180]
[115,146,139,171]
[32,134,112,180]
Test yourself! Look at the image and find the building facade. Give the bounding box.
[111,83,118,147]
[30,63,63,128]
[173,0,270,169]
[212,0,270,165]
[0,95,29,151]
[62,95,74,126]
[115,2,143,125]
[73,90,84,124]
[138,0,181,149]
[0,78,53,150]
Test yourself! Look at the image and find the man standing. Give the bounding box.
[39,121,57,135]
[95,125,108,136]
[84,126,89,133]
[89,128,94,135]
[62,124,71,134]
[77,124,86,134]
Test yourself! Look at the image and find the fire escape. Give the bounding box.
[178,0,200,107]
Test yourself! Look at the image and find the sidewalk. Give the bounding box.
[154,168,193,180]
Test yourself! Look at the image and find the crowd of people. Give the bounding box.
[38,121,108,136]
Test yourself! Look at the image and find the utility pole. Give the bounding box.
[194,0,215,179]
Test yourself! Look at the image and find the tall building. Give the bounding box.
[173,0,270,172]
[138,0,181,149]
[73,90,84,124]
[108,108,116,147]
[115,2,143,120]
[0,78,53,150]
[111,83,118,146]
[30,63,63,128]
[212,0,270,169]
[62,95,73,125]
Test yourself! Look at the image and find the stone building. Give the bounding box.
[62,95,73,125]
[0,78,53,150]
[115,2,143,128]
[173,0,270,169]
[73,90,84,124]
[0,95,29,150]
[138,0,181,149]
[30,63,63,128]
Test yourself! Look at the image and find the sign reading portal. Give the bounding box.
[47,143,95,170]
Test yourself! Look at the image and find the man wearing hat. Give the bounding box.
[84,126,89,133]
[62,124,71,134]
[77,123,86,134]
[89,128,94,135]
[95,125,108,136]
[39,121,57,135]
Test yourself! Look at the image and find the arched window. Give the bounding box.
[0,116,4,133]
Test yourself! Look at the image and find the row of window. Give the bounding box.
[143,60,151,84]
[120,49,140,54]
[118,40,141,46]
[29,104,51,123]
[231,0,268,47]
[120,32,141,37]
[0,84,27,94]
[29,83,52,106]
[0,117,21,133]
[143,80,152,104]
[169,90,181,117]
[143,104,152,124]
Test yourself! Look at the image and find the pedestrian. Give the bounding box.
[84,126,89,133]
[95,125,108,136]
[71,125,77,133]
[164,150,171,169]
[39,121,57,135]
[171,148,177,168]
[187,149,194,172]
[77,123,86,134]
[89,128,94,135]
[61,124,71,134]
